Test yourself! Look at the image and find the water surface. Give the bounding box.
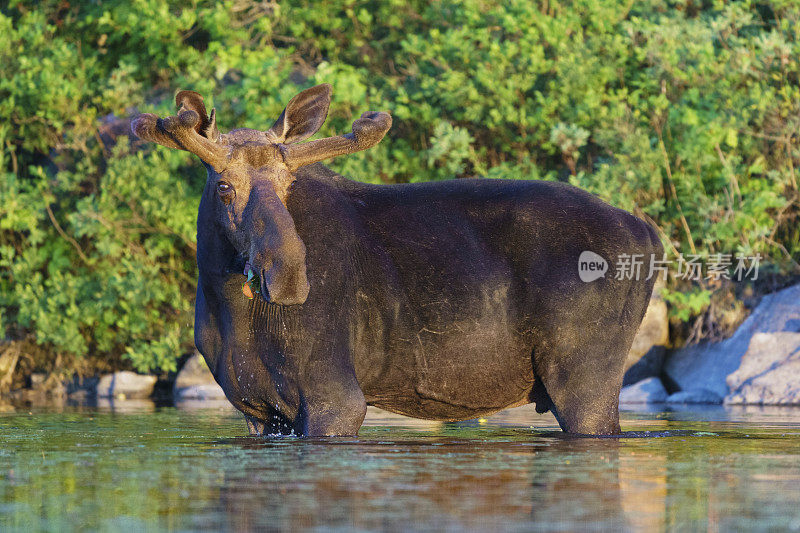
[1,403,799,531]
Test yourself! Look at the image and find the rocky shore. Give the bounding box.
[6,352,226,408]
[4,282,800,410]
[621,283,800,407]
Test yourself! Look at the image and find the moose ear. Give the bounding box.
[266,84,332,144]
[175,90,219,141]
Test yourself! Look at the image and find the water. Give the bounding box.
[1,403,799,532]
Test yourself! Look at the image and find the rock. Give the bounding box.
[21,372,67,400]
[68,389,91,401]
[174,352,215,388]
[724,332,800,405]
[11,386,65,406]
[663,284,800,399]
[174,383,227,401]
[0,343,21,392]
[666,389,722,404]
[97,371,156,399]
[625,280,669,372]
[619,377,668,404]
[30,373,46,388]
[623,346,666,387]
[174,352,225,401]
[175,398,236,411]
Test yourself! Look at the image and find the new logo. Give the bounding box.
[578,251,608,282]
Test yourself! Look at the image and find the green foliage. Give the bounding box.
[662,287,713,323]
[1,0,800,373]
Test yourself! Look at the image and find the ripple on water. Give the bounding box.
[0,404,799,531]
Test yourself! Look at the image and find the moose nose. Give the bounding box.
[246,244,309,306]
[259,258,310,305]
[244,181,310,305]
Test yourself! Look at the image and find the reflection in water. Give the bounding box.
[215,435,628,531]
[0,405,799,531]
[174,398,237,412]
[94,397,157,413]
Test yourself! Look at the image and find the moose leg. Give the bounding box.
[297,387,367,436]
[294,351,367,436]
[534,337,627,435]
[245,411,294,436]
[528,267,653,435]
[245,415,266,436]
[532,301,645,436]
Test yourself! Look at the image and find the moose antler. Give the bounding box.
[279,111,392,171]
[131,91,229,172]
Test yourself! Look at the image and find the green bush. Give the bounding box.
[1,0,799,374]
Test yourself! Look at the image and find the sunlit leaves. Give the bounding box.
[3,0,800,371]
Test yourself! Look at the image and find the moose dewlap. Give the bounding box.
[132,84,661,436]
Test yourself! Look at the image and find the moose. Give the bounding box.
[132,84,661,436]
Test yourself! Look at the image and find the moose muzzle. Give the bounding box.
[244,183,310,306]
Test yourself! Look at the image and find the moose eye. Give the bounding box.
[217,181,232,194]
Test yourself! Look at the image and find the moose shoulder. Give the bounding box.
[132,84,662,437]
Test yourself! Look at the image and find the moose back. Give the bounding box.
[132,84,661,436]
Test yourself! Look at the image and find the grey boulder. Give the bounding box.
[725,332,800,405]
[174,352,226,401]
[666,389,723,404]
[97,371,156,399]
[663,284,800,400]
[619,377,668,404]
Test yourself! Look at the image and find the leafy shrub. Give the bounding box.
[1,0,799,374]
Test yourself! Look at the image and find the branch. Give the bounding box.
[45,202,89,264]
